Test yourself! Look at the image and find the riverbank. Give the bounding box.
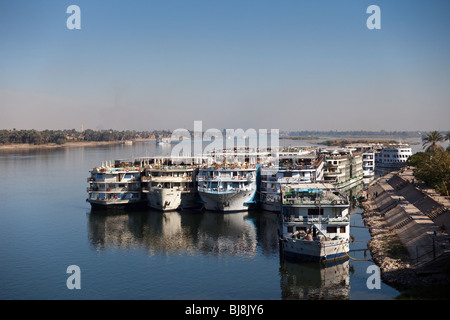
[0,138,156,151]
[358,168,450,293]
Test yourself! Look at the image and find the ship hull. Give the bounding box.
[199,190,255,212]
[281,238,349,262]
[260,200,281,212]
[146,188,201,211]
[88,199,147,211]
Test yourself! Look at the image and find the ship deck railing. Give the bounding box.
[282,200,348,206]
[142,186,193,192]
[141,176,192,182]
[145,165,197,171]
[87,187,141,193]
[261,177,312,184]
[199,165,258,170]
[261,164,322,171]
[283,216,350,223]
[197,176,255,181]
[282,196,348,206]
[89,177,140,183]
[198,187,253,193]
[90,167,141,173]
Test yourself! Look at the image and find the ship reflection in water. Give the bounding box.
[280,259,350,300]
[88,210,265,257]
[88,209,353,299]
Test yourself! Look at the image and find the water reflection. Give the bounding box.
[88,210,260,257]
[86,179,396,300]
[280,259,350,300]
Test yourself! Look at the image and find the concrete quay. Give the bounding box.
[359,167,450,290]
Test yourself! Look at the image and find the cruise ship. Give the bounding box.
[362,149,376,177]
[344,144,375,178]
[375,144,412,168]
[140,156,204,211]
[86,160,146,210]
[320,148,364,189]
[197,149,261,212]
[259,148,324,212]
[279,183,350,262]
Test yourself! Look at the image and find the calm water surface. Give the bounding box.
[0,141,401,299]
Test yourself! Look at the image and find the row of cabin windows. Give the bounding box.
[287,226,346,233]
[382,154,409,158]
[284,208,324,215]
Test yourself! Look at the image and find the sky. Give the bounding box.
[0,0,449,132]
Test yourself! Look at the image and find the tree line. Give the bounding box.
[284,130,422,138]
[408,131,450,196]
[0,129,172,145]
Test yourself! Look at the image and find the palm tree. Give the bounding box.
[422,131,444,155]
[445,132,450,152]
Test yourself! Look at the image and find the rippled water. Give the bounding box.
[0,140,401,299]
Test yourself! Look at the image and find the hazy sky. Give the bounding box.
[1,0,449,132]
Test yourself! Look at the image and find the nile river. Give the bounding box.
[0,139,408,300]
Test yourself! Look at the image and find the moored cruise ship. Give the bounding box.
[279,183,350,262]
[375,144,412,168]
[197,149,262,212]
[344,144,375,178]
[362,150,375,177]
[87,160,146,210]
[140,156,204,211]
[320,148,364,189]
[259,148,324,212]
[198,165,258,212]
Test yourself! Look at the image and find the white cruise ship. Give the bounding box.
[320,148,364,189]
[375,144,412,168]
[362,150,375,177]
[140,156,204,211]
[87,160,146,210]
[344,144,376,178]
[196,149,262,212]
[259,148,324,212]
[279,183,350,262]
[197,165,258,212]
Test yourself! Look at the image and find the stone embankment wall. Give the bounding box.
[359,168,450,290]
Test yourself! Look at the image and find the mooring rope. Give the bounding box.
[340,240,372,262]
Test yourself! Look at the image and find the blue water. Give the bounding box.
[0,141,400,300]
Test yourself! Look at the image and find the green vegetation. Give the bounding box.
[280,136,319,140]
[0,129,172,146]
[422,130,445,155]
[317,139,398,147]
[283,130,421,139]
[408,130,450,197]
